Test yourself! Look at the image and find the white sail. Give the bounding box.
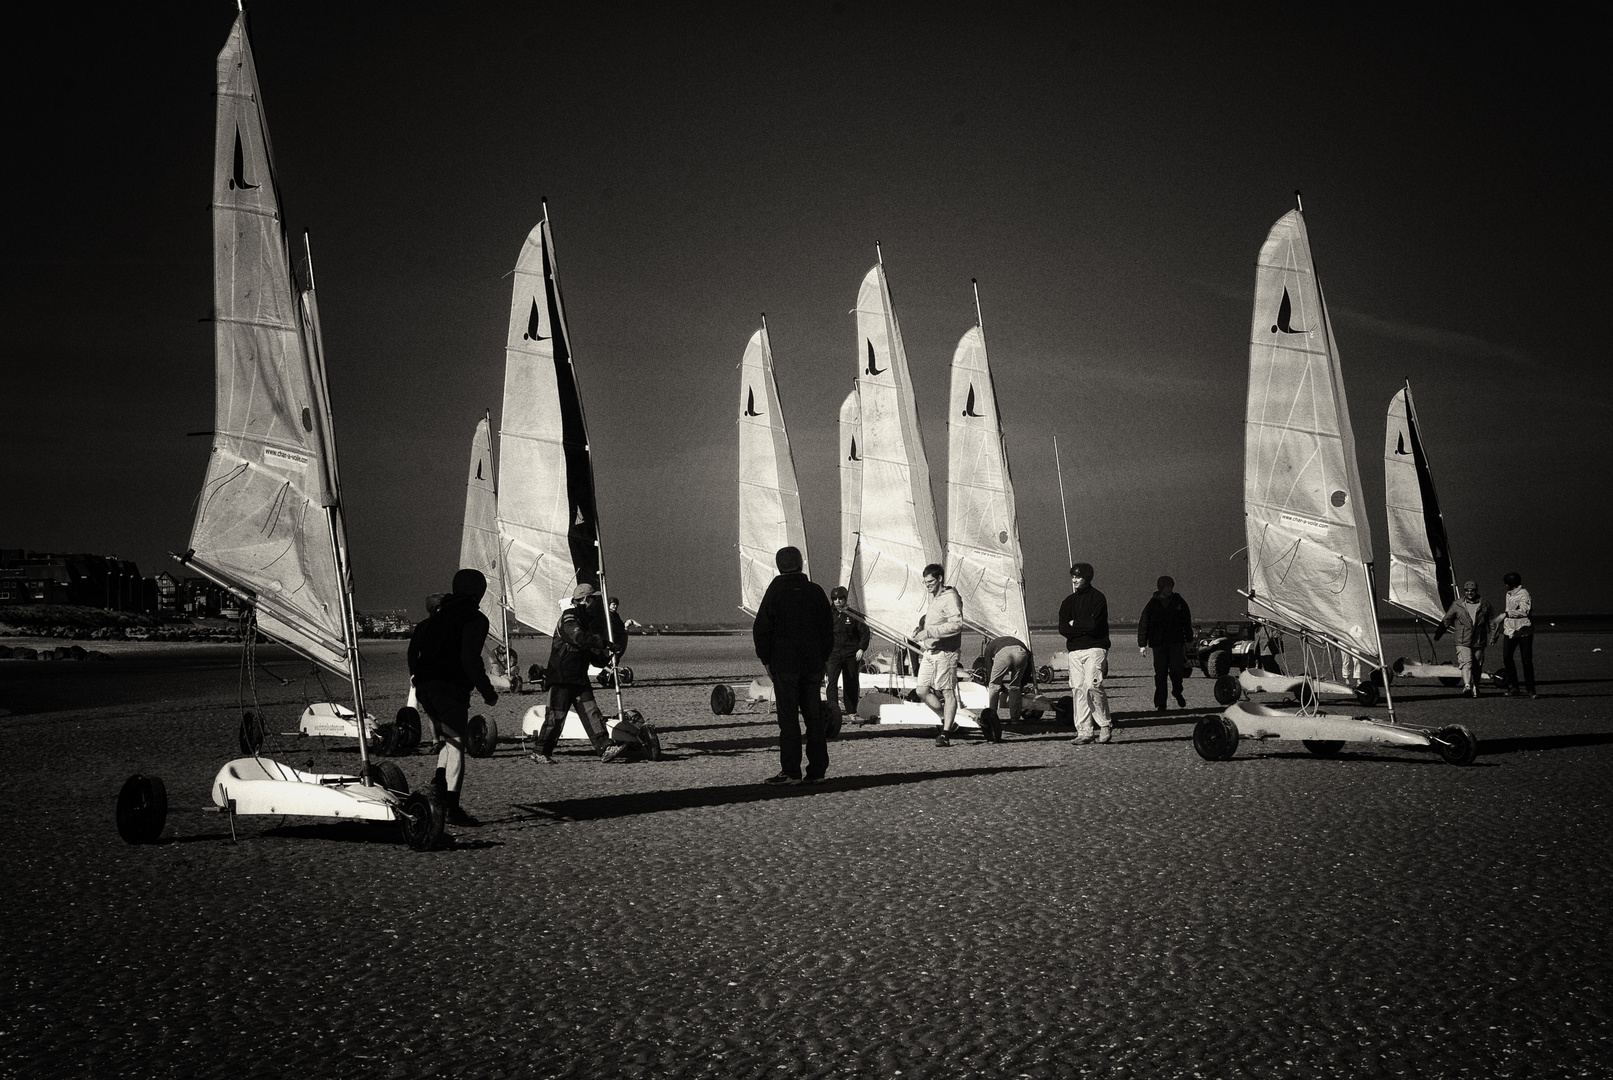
[497,219,600,634]
[847,262,943,645]
[460,415,508,658]
[1384,383,1455,622]
[184,14,350,677]
[737,323,809,616]
[1244,209,1382,668]
[945,325,1029,643]
[838,388,862,590]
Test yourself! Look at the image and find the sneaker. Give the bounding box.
[1173,691,1186,708]
[601,743,628,763]
[1096,727,1113,744]
[763,772,797,785]
[935,730,952,748]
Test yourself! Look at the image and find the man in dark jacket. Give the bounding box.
[752,546,834,784]
[407,568,499,827]
[1137,575,1193,711]
[532,583,623,763]
[824,585,871,738]
[1057,562,1112,744]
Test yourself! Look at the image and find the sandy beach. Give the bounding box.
[2,631,1609,1078]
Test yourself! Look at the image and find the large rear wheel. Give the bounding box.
[115,774,168,844]
[467,714,498,758]
[1432,725,1479,767]
[1192,715,1240,761]
[1213,675,1242,706]
[398,789,445,850]
[1302,740,1345,757]
[710,684,736,715]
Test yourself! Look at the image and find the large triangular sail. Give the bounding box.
[737,321,809,616]
[1384,383,1455,623]
[847,260,943,646]
[945,320,1029,643]
[460,413,510,667]
[498,218,600,633]
[838,388,862,590]
[183,13,353,679]
[1243,209,1382,669]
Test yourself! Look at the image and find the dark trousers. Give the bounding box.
[824,651,861,714]
[1502,634,1536,693]
[537,683,610,755]
[1151,644,1187,707]
[773,668,828,780]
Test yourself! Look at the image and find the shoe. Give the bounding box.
[1096,727,1112,744]
[601,743,628,763]
[1071,734,1095,745]
[935,730,952,747]
[1173,692,1186,708]
[763,772,797,785]
[447,806,483,828]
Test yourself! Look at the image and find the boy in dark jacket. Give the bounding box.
[753,546,834,784]
[408,568,499,826]
[1057,562,1112,743]
[1137,575,1193,710]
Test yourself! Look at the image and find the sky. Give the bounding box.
[4,2,1609,625]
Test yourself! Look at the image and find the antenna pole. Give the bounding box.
[1054,436,1073,567]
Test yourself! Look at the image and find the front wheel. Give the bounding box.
[1432,725,1479,767]
[1192,715,1240,761]
[398,789,445,850]
[115,774,168,844]
[1303,740,1345,757]
[1213,675,1242,706]
[467,714,498,758]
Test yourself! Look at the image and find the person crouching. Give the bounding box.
[407,569,499,827]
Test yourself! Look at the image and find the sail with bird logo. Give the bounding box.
[737,320,810,616]
[838,388,862,591]
[1243,208,1384,671]
[1383,382,1455,623]
[945,315,1029,644]
[846,258,944,646]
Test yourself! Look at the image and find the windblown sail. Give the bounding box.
[945,325,1029,643]
[737,324,809,616]
[1384,383,1455,621]
[460,415,508,656]
[848,262,943,645]
[185,13,350,676]
[838,388,862,590]
[498,218,599,633]
[1244,209,1382,667]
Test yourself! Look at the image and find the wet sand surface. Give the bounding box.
[2,632,1610,1078]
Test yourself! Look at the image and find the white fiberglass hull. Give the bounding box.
[211,757,397,820]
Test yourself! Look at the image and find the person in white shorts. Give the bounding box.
[912,563,965,747]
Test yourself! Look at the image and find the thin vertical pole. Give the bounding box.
[1054,437,1073,568]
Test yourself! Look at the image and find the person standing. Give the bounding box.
[913,564,966,747]
[752,546,835,784]
[1434,579,1497,698]
[1500,571,1537,697]
[976,635,1031,742]
[532,583,626,764]
[1137,575,1193,711]
[824,585,870,737]
[407,569,499,827]
[1059,562,1112,744]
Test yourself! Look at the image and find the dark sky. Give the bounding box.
[5,3,1609,624]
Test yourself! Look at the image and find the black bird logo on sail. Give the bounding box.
[1271,287,1306,334]
[522,299,547,341]
[229,128,258,191]
[848,437,861,461]
[864,340,885,376]
[743,388,761,417]
[962,384,983,417]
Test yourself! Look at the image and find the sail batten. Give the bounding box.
[737,324,810,617]
[1243,210,1381,668]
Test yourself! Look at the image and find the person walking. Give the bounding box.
[1059,562,1112,744]
[531,583,627,764]
[913,564,966,747]
[1434,579,1497,698]
[1500,571,1537,697]
[407,569,499,827]
[752,546,835,784]
[1137,575,1193,711]
[976,635,1031,742]
[824,585,870,737]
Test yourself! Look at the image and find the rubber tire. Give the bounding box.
[367,760,409,794]
[395,707,422,751]
[398,789,446,851]
[467,714,498,758]
[1303,740,1345,757]
[617,666,634,686]
[1036,665,1054,684]
[238,710,266,755]
[1192,715,1240,761]
[1213,675,1242,706]
[115,774,168,844]
[1432,724,1479,767]
[710,684,736,715]
[1205,650,1232,678]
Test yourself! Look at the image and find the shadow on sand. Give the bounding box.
[515,764,1049,822]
